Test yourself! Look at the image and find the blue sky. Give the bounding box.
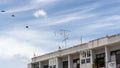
[0,0,120,68]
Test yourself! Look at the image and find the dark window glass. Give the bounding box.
[111,51,116,56]
[116,51,120,54]
[63,61,68,68]
[87,50,91,57]
[81,59,85,64]
[49,66,52,68]
[96,53,105,58]
[53,65,56,68]
[73,58,79,63]
[86,58,90,63]
[44,65,48,68]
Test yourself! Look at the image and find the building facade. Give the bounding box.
[28,34,120,68]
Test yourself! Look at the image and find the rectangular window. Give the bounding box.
[86,58,90,63]
[53,65,56,68]
[49,66,52,68]
[96,53,105,58]
[111,51,116,56]
[81,59,85,64]
[87,50,91,57]
[116,51,120,54]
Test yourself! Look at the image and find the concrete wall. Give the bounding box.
[49,58,57,66]
[80,50,92,68]
[80,63,92,68]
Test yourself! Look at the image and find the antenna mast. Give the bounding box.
[54,29,70,49]
[60,29,70,48]
[80,36,82,44]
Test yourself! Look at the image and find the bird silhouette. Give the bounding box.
[1,10,5,12]
[11,14,15,17]
[25,26,29,28]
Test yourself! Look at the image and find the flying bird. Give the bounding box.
[11,14,15,17]
[25,26,29,28]
[1,10,5,12]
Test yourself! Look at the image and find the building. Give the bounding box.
[28,34,120,68]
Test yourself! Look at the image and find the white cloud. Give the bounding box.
[33,0,56,3]
[0,27,65,60]
[33,10,47,18]
[5,5,37,13]
[0,36,46,59]
[1,0,56,14]
[0,28,56,59]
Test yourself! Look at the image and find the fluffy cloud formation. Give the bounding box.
[33,10,47,18]
[0,36,46,59]
[0,29,50,59]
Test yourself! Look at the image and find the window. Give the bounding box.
[73,58,79,63]
[87,50,91,57]
[82,51,86,58]
[49,66,52,68]
[86,58,90,63]
[111,51,116,56]
[116,51,120,54]
[81,59,85,64]
[44,65,48,68]
[53,65,56,68]
[96,53,105,58]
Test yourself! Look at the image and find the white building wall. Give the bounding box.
[68,55,73,68]
[80,50,92,68]
[28,63,32,68]
[80,63,92,68]
[49,58,57,66]
[56,58,63,68]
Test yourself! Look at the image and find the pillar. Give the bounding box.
[56,57,59,68]
[79,52,81,68]
[90,50,95,68]
[91,50,95,64]
[68,55,73,68]
[28,63,32,68]
[39,62,42,68]
[105,46,110,68]
[56,57,63,68]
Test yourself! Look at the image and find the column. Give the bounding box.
[90,50,95,68]
[39,62,42,68]
[56,57,63,68]
[91,50,95,65]
[28,63,32,68]
[68,55,73,68]
[105,46,110,68]
[56,57,59,68]
[79,52,81,68]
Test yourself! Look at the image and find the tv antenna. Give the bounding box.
[80,36,83,44]
[54,29,70,49]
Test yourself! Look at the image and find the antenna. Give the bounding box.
[80,36,83,44]
[54,29,70,49]
[106,33,108,37]
[59,29,70,48]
